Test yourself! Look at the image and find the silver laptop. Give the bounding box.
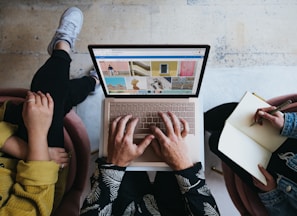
[88,44,210,170]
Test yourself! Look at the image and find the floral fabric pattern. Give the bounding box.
[81,159,220,216]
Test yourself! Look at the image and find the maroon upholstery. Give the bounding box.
[221,93,297,216]
[0,88,91,216]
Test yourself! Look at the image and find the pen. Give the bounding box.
[252,92,266,102]
[250,99,293,126]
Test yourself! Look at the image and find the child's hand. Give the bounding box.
[22,91,54,137]
[22,91,54,161]
[49,147,70,168]
[253,164,277,192]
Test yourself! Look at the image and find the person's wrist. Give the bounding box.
[107,157,129,167]
[28,135,47,146]
[171,161,193,171]
[27,129,48,139]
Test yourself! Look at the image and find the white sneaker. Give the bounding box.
[89,68,100,94]
[47,7,83,55]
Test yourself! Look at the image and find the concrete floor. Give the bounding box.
[2,1,297,215]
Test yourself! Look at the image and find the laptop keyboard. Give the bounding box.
[109,102,195,134]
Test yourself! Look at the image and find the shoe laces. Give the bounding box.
[57,21,78,38]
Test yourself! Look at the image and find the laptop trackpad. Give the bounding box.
[134,142,163,163]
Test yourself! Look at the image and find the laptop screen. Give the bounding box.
[88,45,210,98]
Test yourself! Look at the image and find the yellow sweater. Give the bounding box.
[0,159,59,216]
[0,101,18,155]
[0,101,66,215]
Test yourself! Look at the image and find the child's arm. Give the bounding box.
[0,91,58,216]
[1,135,28,159]
[1,135,69,167]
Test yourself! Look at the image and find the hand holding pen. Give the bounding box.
[251,100,292,129]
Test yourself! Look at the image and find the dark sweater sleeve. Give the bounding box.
[174,162,220,215]
[80,158,126,216]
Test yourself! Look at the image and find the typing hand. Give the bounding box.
[150,112,193,171]
[107,114,154,167]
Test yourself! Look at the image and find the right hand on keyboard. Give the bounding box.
[150,112,193,171]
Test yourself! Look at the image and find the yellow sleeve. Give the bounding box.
[0,160,59,216]
[0,101,6,121]
[0,122,18,149]
[0,101,18,149]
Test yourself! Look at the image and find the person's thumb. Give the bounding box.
[137,134,154,153]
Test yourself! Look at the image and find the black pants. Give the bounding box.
[4,50,96,147]
[113,171,186,215]
[204,103,297,191]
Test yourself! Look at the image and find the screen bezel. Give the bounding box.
[88,44,210,98]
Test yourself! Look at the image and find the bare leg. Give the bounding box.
[54,41,71,53]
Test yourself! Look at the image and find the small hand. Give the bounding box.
[49,147,70,168]
[22,91,54,161]
[253,164,277,192]
[253,106,284,130]
[150,112,193,171]
[22,91,54,137]
[107,115,154,167]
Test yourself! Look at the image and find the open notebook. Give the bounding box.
[88,44,210,170]
[218,92,287,185]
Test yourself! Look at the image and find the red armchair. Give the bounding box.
[0,88,91,216]
[221,93,297,216]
